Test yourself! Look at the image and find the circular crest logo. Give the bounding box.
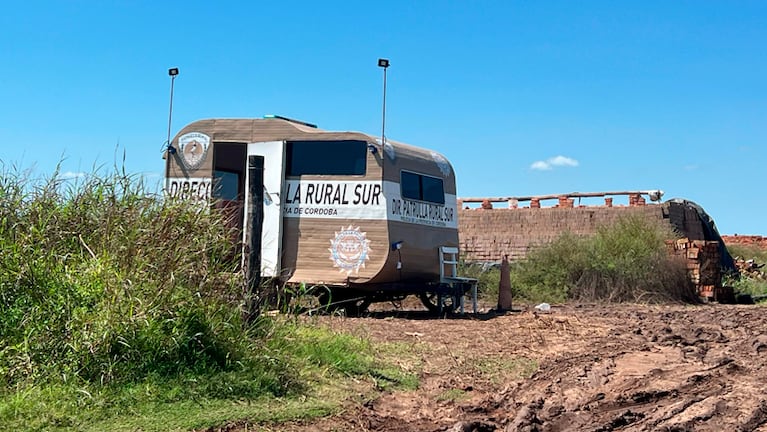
[329,225,372,275]
[178,132,210,170]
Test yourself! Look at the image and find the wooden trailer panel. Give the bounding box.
[282,217,389,285]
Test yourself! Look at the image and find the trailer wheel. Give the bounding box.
[419,291,459,314]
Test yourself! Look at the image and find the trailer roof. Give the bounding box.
[172,117,440,161]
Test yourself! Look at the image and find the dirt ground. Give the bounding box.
[267,300,767,431]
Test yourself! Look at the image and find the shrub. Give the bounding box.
[511,232,591,303]
[471,216,699,304]
[458,262,501,303]
[723,243,767,299]
[570,216,698,303]
[0,165,259,389]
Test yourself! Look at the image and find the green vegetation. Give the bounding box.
[465,216,699,304]
[728,244,767,264]
[725,274,767,301]
[0,165,415,431]
[728,278,767,300]
[459,262,502,305]
[726,244,767,299]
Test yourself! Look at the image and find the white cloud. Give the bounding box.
[530,155,579,171]
[549,155,579,167]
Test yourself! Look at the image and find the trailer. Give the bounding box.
[164,116,476,313]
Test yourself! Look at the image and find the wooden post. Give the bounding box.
[245,155,264,322]
[497,254,512,311]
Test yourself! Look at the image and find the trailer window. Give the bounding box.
[401,171,421,200]
[400,171,445,204]
[287,140,367,176]
[421,175,445,203]
[212,170,239,201]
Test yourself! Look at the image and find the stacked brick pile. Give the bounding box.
[557,196,575,208]
[668,238,730,301]
[628,193,647,206]
[734,258,766,280]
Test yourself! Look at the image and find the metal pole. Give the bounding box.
[381,66,387,146]
[166,74,176,149]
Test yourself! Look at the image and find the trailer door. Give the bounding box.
[243,141,286,278]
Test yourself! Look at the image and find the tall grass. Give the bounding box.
[0,165,412,431]
[468,216,699,304]
[0,164,253,387]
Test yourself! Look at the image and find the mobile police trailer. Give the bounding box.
[165,116,475,313]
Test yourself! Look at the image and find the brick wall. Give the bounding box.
[458,202,706,262]
[721,235,767,250]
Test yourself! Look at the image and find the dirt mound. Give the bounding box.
[259,304,767,431]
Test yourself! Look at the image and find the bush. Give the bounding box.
[571,216,698,303]
[726,244,767,299]
[0,165,330,400]
[471,216,699,304]
[511,232,591,303]
[458,262,501,303]
[0,165,255,387]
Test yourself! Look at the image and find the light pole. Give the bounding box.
[166,67,179,154]
[377,58,390,147]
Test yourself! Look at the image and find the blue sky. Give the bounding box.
[1,1,765,234]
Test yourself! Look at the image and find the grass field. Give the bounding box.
[0,166,415,431]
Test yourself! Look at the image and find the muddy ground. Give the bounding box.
[267,301,767,431]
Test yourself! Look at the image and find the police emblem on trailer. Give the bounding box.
[329,226,371,275]
[178,132,210,170]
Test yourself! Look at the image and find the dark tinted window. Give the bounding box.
[401,171,421,201]
[213,170,239,200]
[421,175,445,204]
[287,140,367,176]
[400,171,445,204]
